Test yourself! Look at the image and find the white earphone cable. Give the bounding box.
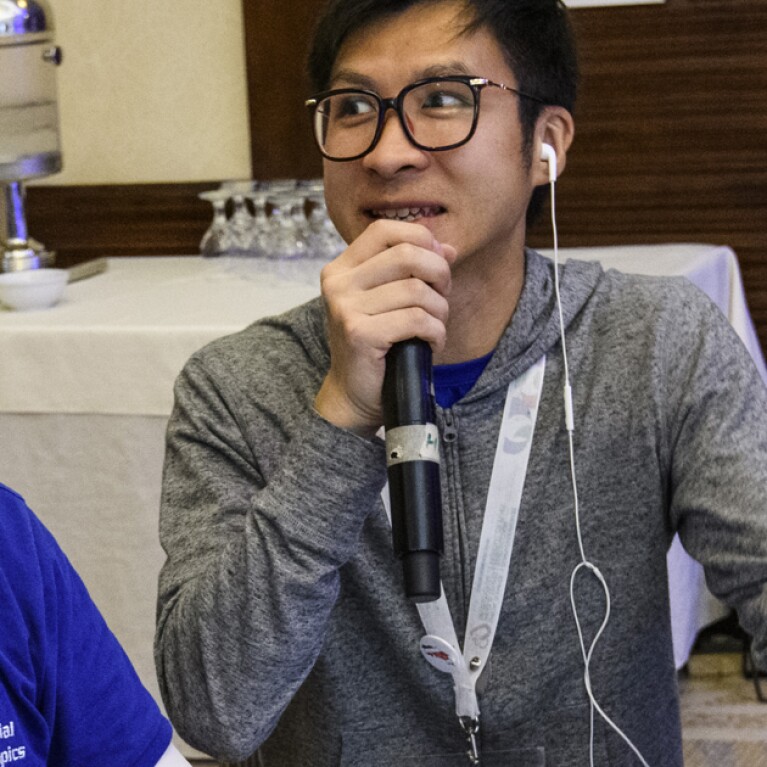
[548,174,651,767]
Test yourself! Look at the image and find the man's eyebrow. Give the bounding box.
[419,62,472,78]
[329,61,473,90]
[329,69,378,90]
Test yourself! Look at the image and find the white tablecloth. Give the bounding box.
[0,256,320,415]
[1,246,765,756]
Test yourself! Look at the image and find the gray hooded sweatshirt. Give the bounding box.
[156,249,767,766]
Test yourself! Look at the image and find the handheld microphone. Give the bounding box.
[382,339,443,602]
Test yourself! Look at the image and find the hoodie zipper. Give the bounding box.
[439,407,471,623]
[442,409,458,443]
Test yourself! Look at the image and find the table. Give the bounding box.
[1,246,765,756]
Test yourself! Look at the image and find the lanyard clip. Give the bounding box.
[460,716,480,765]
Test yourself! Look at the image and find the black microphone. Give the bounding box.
[382,339,443,602]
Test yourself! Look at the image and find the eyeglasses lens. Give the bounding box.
[314,79,477,159]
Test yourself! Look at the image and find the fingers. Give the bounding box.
[314,219,457,434]
[321,235,453,354]
[333,304,449,360]
[340,242,454,297]
[336,218,450,268]
[354,277,451,327]
[321,221,456,319]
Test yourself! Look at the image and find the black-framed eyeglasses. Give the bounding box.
[305,75,545,162]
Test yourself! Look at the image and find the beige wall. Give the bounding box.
[35,0,251,185]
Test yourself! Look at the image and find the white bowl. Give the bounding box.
[0,268,68,311]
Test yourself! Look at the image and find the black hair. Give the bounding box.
[307,0,578,225]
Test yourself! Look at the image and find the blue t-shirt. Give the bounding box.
[433,351,494,409]
[0,483,172,767]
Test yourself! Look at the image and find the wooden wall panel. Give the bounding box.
[25,183,213,268]
[531,2,767,352]
[241,0,322,180]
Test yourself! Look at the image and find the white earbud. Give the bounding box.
[540,142,557,183]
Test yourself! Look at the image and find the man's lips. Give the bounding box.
[366,205,446,222]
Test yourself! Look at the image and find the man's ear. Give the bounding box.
[532,107,575,185]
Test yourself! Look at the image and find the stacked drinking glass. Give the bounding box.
[198,179,346,265]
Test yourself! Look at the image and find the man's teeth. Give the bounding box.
[371,207,440,222]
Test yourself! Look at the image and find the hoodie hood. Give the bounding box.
[460,248,602,402]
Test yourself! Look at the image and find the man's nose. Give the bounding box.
[362,105,428,175]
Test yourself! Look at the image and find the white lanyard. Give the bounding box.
[380,355,546,759]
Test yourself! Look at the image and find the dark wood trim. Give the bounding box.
[25,183,215,267]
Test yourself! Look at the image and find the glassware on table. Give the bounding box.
[243,187,271,258]
[290,193,313,252]
[293,178,343,262]
[252,179,298,260]
[227,193,255,254]
[262,179,300,196]
[217,180,258,255]
[198,189,234,257]
[198,178,346,284]
[307,192,346,260]
[266,189,308,261]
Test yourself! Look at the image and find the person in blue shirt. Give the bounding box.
[0,482,190,767]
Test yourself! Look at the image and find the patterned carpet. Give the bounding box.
[680,652,767,765]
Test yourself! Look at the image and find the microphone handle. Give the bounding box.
[382,339,443,602]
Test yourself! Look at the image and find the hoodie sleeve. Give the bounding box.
[154,337,387,762]
[662,282,767,668]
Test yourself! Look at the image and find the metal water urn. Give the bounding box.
[0,0,63,271]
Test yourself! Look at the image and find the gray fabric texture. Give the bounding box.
[155,249,767,766]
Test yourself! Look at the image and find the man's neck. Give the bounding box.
[434,247,526,365]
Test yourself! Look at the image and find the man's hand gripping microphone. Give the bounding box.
[382,339,443,602]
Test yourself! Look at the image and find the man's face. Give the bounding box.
[322,0,538,276]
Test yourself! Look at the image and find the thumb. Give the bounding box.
[432,238,458,263]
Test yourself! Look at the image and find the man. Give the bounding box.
[0,483,190,767]
[155,1,767,765]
